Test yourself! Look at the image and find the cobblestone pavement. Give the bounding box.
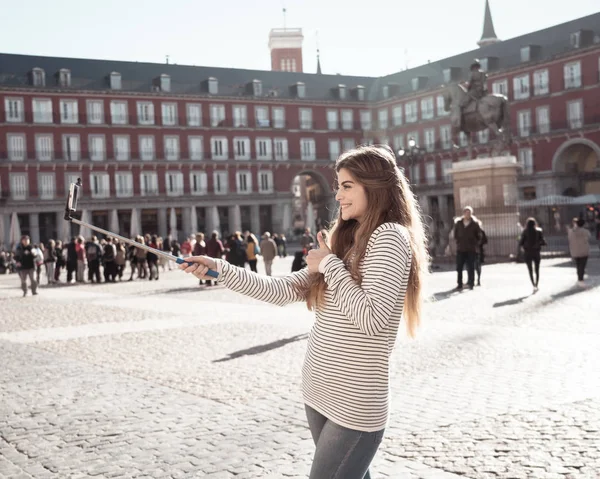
[0,256,599,478]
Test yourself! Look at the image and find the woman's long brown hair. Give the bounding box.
[300,145,429,338]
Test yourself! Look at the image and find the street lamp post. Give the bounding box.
[396,137,423,176]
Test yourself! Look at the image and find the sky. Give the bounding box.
[1,0,599,77]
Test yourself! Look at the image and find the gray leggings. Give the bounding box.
[305,405,384,479]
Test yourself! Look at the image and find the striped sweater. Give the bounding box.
[214,222,412,432]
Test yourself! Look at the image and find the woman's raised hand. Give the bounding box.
[180,255,218,280]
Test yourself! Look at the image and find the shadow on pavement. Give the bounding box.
[493,296,530,308]
[213,333,309,363]
[430,288,462,301]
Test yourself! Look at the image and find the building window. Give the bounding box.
[114,135,130,161]
[64,173,80,194]
[5,97,24,122]
[62,134,80,162]
[259,170,273,193]
[187,104,202,126]
[442,160,452,183]
[162,103,178,126]
[393,135,404,152]
[139,135,155,161]
[189,136,203,161]
[166,172,184,196]
[208,77,218,95]
[233,137,250,160]
[233,105,248,127]
[296,82,306,98]
[424,129,435,152]
[518,148,533,175]
[33,99,53,123]
[492,79,508,96]
[109,72,122,90]
[478,129,489,144]
[87,100,104,124]
[274,138,288,161]
[210,104,225,127]
[90,173,110,198]
[60,99,78,124]
[409,164,420,185]
[378,109,388,129]
[137,101,155,125]
[329,139,341,161]
[327,110,339,130]
[425,163,436,185]
[272,107,285,128]
[58,69,71,87]
[213,170,228,195]
[342,138,354,152]
[379,136,389,146]
[421,97,434,120]
[536,106,550,134]
[436,95,448,116]
[160,74,170,92]
[567,100,583,129]
[164,136,180,161]
[459,132,468,147]
[520,47,531,63]
[301,138,316,161]
[513,75,530,100]
[255,106,269,128]
[338,84,347,100]
[252,79,263,96]
[89,135,106,161]
[440,125,452,149]
[570,32,580,48]
[110,101,128,125]
[256,138,272,160]
[10,173,28,200]
[533,70,549,96]
[341,110,353,130]
[190,171,208,195]
[564,61,582,89]
[300,108,312,129]
[236,171,252,194]
[140,172,159,196]
[35,134,53,162]
[391,106,402,126]
[37,173,55,200]
[360,110,372,130]
[405,101,418,123]
[518,110,531,137]
[7,134,26,161]
[32,68,45,87]
[211,136,228,160]
[115,172,133,198]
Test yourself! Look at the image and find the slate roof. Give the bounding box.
[0,12,598,104]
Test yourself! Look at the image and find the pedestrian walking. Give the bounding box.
[15,235,38,297]
[75,236,87,283]
[567,217,591,287]
[453,206,482,290]
[43,239,57,285]
[205,231,225,286]
[246,234,259,273]
[259,232,278,276]
[180,145,428,479]
[519,217,546,292]
[86,236,102,283]
[474,220,488,286]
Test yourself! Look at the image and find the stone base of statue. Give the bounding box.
[450,156,522,257]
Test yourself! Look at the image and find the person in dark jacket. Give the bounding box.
[453,206,482,290]
[15,235,37,296]
[205,231,224,286]
[474,221,488,286]
[519,217,546,292]
[85,236,102,283]
[65,237,78,283]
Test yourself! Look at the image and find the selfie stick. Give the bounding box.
[63,178,219,278]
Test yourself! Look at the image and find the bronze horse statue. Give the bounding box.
[442,83,511,157]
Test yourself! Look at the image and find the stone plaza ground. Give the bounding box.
[0,254,599,479]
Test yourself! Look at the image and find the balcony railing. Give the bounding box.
[564,76,582,90]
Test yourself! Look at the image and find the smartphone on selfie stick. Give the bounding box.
[63,178,219,278]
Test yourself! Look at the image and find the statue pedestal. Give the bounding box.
[450,156,522,257]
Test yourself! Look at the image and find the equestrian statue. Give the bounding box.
[442,59,511,157]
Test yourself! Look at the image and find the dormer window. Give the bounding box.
[570,32,580,48]
[160,74,171,92]
[382,85,389,99]
[58,69,71,87]
[31,67,45,87]
[520,47,530,63]
[338,84,346,100]
[443,69,452,83]
[208,77,218,95]
[296,82,306,99]
[411,78,419,91]
[110,72,122,90]
[253,79,262,96]
[480,58,488,71]
[356,85,365,101]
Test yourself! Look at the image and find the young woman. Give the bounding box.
[519,217,546,292]
[180,146,428,478]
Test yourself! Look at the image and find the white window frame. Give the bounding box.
[564,61,582,89]
[114,135,130,161]
[442,160,453,183]
[7,134,26,161]
[518,148,533,175]
[32,68,45,87]
[110,100,128,125]
[62,134,80,162]
[256,137,272,160]
[33,98,53,124]
[327,110,339,130]
[424,129,435,152]
[86,100,104,124]
[272,107,285,129]
[211,136,228,160]
[115,172,133,198]
[274,138,288,161]
[513,75,530,100]
[492,79,508,96]
[89,135,106,161]
[190,171,208,196]
[213,170,229,195]
[536,106,550,134]
[393,135,404,151]
[137,101,155,125]
[10,173,28,200]
[210,104,225,127]
[392,106,403,126]
[165,171,184,197]
[161,103,178,126]
[517,110,531,137]
[109,72,122,90]
[343,138,355,152]
[299,108,312,130]
[233,137,251,160]
[378,108,388,129]
[360,110,372,130]
[341,109,353,130]
[425,163,436,185]
[139,135,155,161]
[164,135,180,161]
[140,172,159,196]
[329,139,341,161]
[89,172,110,199]
[255,106,269,128]
[478,129,489,144]
[405,101,418,123]
[186,103,202,126]
[38,172,56,200]
[233,105,248,127]
[440,125,452,149]
[59,99,78,124]
[258,170,274,194]
[35,134,53,162]
[567,100,583,129]
[160,74,171,92]
[208,78,218,95]
[420,97,434,120]
[188,136,203,161]
[5,97,24,122]
[236,170,252,194]
[533,69,549,96]
[301,138,316,161]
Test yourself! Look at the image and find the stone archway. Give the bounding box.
[552,138,600,195]
[289,169,336,237]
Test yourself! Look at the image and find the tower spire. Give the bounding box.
[316,31,322,74]
[478,0,500,47]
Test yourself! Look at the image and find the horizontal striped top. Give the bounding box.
[215,222,412,432]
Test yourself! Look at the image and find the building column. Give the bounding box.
[157,208,167,239]
[0,213,8,246]
[206,206,220,237]
[229,205,241,234]
[182,207,192,239]
[250,205,260,236]
[29,213,40,244]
